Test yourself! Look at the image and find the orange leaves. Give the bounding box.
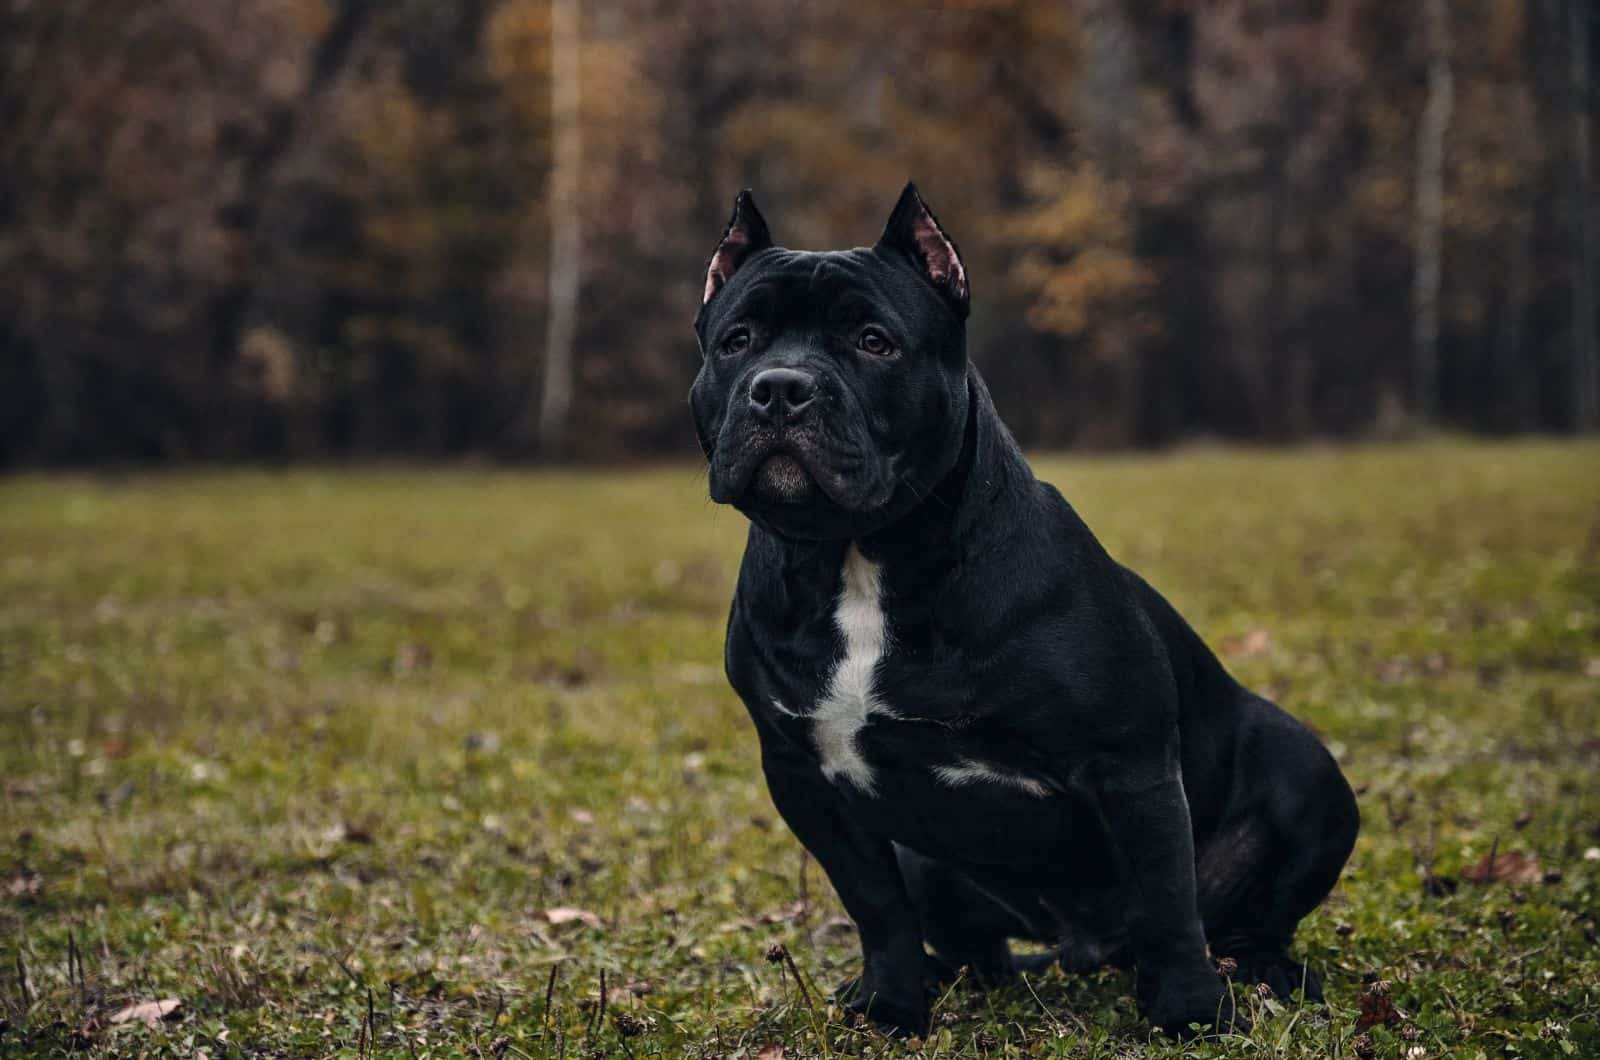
[1004,164,1156,351]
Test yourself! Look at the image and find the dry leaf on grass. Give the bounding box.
[756,900,807,925]
[1222,628,1272,660]
[1461,848,1544,884]
[757,1046,786,1060]
[5,874,41,898]
[1354,981,1401,1030]
[110,998,183,1027]
[540,907,602,929]
[577,979,655,1010]
[613,978,655,1002]
[717,900,808,933]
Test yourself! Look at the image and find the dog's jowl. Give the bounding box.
[689,184,1359,1038]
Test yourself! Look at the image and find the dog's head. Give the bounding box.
[690,184,972,540]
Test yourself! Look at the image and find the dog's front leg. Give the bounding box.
[1089,751,1242,1038]
[760,744,932,1035]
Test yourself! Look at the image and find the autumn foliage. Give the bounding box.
[0,0,1594,463]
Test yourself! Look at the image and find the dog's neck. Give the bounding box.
[858,365,1032,567]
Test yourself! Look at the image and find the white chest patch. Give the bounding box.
[812,545,894,793]
[932,759,1052,799]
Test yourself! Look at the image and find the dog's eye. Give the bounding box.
[723,328,752,355]
[858,326,893,356]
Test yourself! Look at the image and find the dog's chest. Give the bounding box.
[765,546,1051,805]
[798,545,894,791]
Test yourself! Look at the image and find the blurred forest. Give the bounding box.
[1,0,1596,464]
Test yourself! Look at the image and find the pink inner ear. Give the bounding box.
[911,214,967,299]
[703,226,751,304]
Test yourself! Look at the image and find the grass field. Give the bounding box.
[3,441,1599,1058]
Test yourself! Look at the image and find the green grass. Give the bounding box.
[3,440,1598,1058]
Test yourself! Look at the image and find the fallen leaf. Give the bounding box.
[1461,848,1543,884]
[617,978,655,999]
[540,907,602,929]
[110,998,182,1028]
[577,979,654,1009]
[5,874,41,898]
[757,1046,786,1060]
[716,900,808,933]
[1222,628,1272,660]
[1355,981,1401,1030]
[756,900,807,925]
[1584,657,1600,678]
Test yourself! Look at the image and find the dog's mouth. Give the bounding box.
[748,452,817,506]
[710,423,891,516]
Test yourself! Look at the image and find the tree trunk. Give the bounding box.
[1494,88,1537,432]
[212,0,371,457]
[1412,0,1454,426]
[1572,0,1597,432]
[536,0,582,458]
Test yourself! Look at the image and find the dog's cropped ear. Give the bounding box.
[702,190,773,307]
[877,182,969,319]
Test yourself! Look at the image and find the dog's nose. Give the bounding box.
[748,367,817,425]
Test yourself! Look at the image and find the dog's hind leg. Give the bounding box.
[1197,699,1359,1001]
[895,846,1038,985]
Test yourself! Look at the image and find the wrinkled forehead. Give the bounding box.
[706,247,913,332]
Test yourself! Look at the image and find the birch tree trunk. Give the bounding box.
[1572,0,1596,432]
[538,0,581,457]
[1412,0,1453,425]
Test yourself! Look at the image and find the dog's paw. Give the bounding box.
[1144,977,1250,1039]
[833,974,932,1037]
[1226,952,1323,1003]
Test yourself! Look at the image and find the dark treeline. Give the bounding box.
[1,0,1596,465]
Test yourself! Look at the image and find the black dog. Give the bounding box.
[689,184,1359,1038]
